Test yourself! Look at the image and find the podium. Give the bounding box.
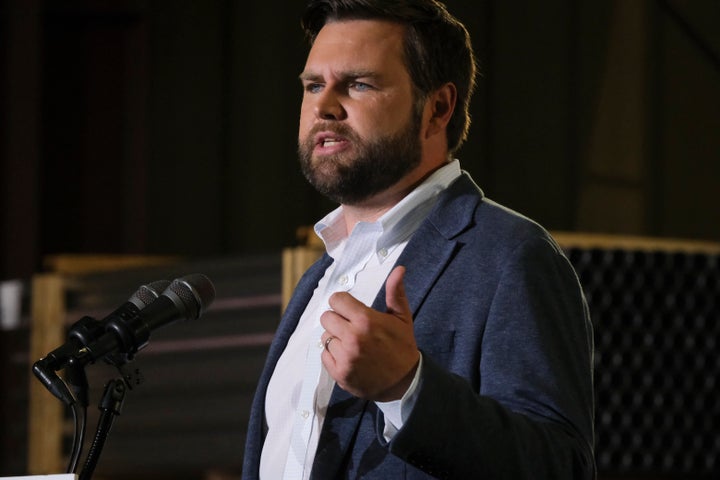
[0,476,77,479]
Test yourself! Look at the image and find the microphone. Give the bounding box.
[39,280,172,372]
[33,279,172,405]
[33,274,215,405]
[78,273,216,363]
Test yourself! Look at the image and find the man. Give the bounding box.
[243,1,595,478]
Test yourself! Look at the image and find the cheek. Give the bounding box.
[298,103,314,139]
[299,96,312,117]
[353,106,403,138]
[366,92,410,121]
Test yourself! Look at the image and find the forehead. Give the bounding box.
[304,19,408,77]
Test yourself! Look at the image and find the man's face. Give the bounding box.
[298,19,422,205]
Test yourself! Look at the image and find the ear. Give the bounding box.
[423,82,457,139]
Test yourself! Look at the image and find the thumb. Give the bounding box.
[385,266,411,321]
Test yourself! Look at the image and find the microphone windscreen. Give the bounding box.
[165,274,216,320]
[132,280,172,307]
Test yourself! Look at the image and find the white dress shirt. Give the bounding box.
[260,160,462,480]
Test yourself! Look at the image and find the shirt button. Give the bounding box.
[378,248,388,258]
[338,274,348,286]
[301,410,310,419]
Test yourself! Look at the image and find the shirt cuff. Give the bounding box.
[375,353,424,441]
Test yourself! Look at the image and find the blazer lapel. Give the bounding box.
[375,223,456,315]
[252,254,333,441]
[268,254,334,366]
[376,172,482,315]
[311,387,370,479]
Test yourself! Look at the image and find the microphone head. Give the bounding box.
[163,273,216,321]
[128,280,172,309]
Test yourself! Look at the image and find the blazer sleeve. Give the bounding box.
[387,233,595,479]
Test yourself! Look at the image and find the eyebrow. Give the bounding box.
[298,70,381,83]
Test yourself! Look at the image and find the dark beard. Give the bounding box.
[298,112,422,205]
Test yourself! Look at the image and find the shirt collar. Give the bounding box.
[315,159,462,261]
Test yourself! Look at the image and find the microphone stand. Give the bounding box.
[33,315,145,478]
[80,378,127,480]
[32,274,214,477]
[63,358,90,474]
[80,352,144,479]
[32,316,98,474]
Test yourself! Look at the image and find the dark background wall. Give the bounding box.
[1,0,718,281]
[0,1,719,478]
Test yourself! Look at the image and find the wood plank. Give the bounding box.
[27,274,66,474]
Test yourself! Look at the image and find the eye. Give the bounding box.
[304,82,324,94]
[350,81,373,92]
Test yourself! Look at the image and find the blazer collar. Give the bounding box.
[393,172,483,314]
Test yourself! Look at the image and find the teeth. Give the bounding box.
[323,139,340,147]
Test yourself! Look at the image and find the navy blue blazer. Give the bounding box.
[243,173,595,479]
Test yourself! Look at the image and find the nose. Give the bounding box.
[314,88,346,121]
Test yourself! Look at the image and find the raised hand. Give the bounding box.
[320,266,420,402]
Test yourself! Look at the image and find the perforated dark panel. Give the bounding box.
[567,247,720,478]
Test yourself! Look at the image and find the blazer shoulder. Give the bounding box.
[439,174,558,251]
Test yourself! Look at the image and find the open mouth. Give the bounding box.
[314,132,350,154]
[321,138,343,147]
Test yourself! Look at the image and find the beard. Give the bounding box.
[298,111,422,205]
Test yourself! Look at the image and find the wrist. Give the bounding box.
[375,351,421,402]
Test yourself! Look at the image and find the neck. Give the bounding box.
[340,159,449,232]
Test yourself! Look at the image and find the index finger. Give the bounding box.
[327,291,368,321]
